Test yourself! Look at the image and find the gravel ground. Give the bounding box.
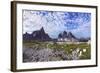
[23,47,80,62]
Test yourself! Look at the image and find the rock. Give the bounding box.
[23,47,82,62]
[23,27,51,41]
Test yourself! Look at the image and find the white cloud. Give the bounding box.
[23,10,91,38]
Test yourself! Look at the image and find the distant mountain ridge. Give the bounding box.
[23,27,90,42]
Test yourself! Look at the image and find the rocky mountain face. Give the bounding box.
[58,31,78,42]
[23,32,33,40]
[23,27,51,41]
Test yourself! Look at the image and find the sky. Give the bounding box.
[23,10,91,39]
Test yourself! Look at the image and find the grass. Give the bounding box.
[23,40,91,60]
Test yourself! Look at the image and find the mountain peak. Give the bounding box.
[63,31,67,34]
[23,27,51,41]
[67,32,76,39]
[58,31,78,42]
[40,27,45,32]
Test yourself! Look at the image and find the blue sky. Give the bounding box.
[23,10,91,38]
